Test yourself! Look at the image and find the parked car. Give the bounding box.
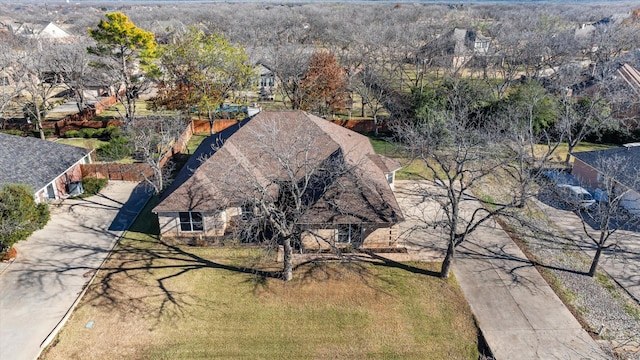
[554,184,596,209]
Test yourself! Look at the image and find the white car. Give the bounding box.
[555,184,596,209]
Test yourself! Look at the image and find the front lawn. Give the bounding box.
[42,201,479,360]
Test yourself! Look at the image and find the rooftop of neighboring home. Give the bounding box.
[0,133,90,192]
[573,144,640,191]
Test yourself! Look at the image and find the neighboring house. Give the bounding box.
[421,28,492,70]
[154,110,403,251]
[37,22,72,40]
[12,21,73,41]
[572,144,640,215]
[0,133,93,203]
[255,63,276,100]
[576,63,640,130]
[616,63,640,96]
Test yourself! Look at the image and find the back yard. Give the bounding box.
[40,200,479,360]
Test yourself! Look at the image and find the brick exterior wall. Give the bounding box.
[362,224,400,249]
[572,159,600,188]
[53,161,84,198]
[300,223,400,251]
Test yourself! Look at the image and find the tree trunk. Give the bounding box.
[208,109,215,135]
[588,246,603,277]
[373,114,379,137]
[283,237,293,281]
[35,109,45,140]
[564,151,572,165]
[440,240,455,279]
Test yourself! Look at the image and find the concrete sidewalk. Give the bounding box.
[0,181,151,360]
[393,181,607,359]
[535,199,640,303]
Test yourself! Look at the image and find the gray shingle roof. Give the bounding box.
[0,133,90,192]
[573,146,640,191]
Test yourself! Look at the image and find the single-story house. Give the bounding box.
[572,144,640,215]
[0,133,93,203]
[154,110,404,251]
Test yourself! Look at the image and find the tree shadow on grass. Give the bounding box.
[83,234,282,320]
[363,251,441,277]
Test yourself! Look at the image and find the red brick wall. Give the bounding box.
[54,162,84,197]
[572,160,600,188]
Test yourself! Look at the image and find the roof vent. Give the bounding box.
[623,142,640,148]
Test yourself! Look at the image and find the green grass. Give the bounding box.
[94,100,176,120]
[42,202,479,360]
[185,133,209,154]
[368,137,436,180]
[396,159,435,180]
[369,137,402,157]
[54,138,109,150]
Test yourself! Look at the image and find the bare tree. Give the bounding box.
[21,42,63,139]
[49,41,95,113]
[572,154,640,277]
[0,42,27,128]
[127,116,187,194]
[350,66,391,137]
[394,78,521,278]
[557,93,615,164]
[225,118,359,281]
[265,45,310,110]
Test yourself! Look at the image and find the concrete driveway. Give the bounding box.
[535,199,640,303]
[392,181,607,359]
[0,181,151,360]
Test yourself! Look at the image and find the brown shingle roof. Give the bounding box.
[154,111,403,224]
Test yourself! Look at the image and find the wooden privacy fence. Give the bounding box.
[329,119,387,133]
[192,119,239,134]
[81,163,154,182]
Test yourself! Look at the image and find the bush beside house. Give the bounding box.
[0,184,50,258]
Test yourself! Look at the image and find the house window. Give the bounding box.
[179,212,203,232]
[337,224,361,244]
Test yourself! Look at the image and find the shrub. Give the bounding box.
[0,129,25,136]
[30,129,53,138]
[80,128,98,138]
[64,126,122,140]
[104,125,121,139]
[0,184,50,250]
[64,130,81,138]
[97,136,133,161]
[82,178,108,195]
